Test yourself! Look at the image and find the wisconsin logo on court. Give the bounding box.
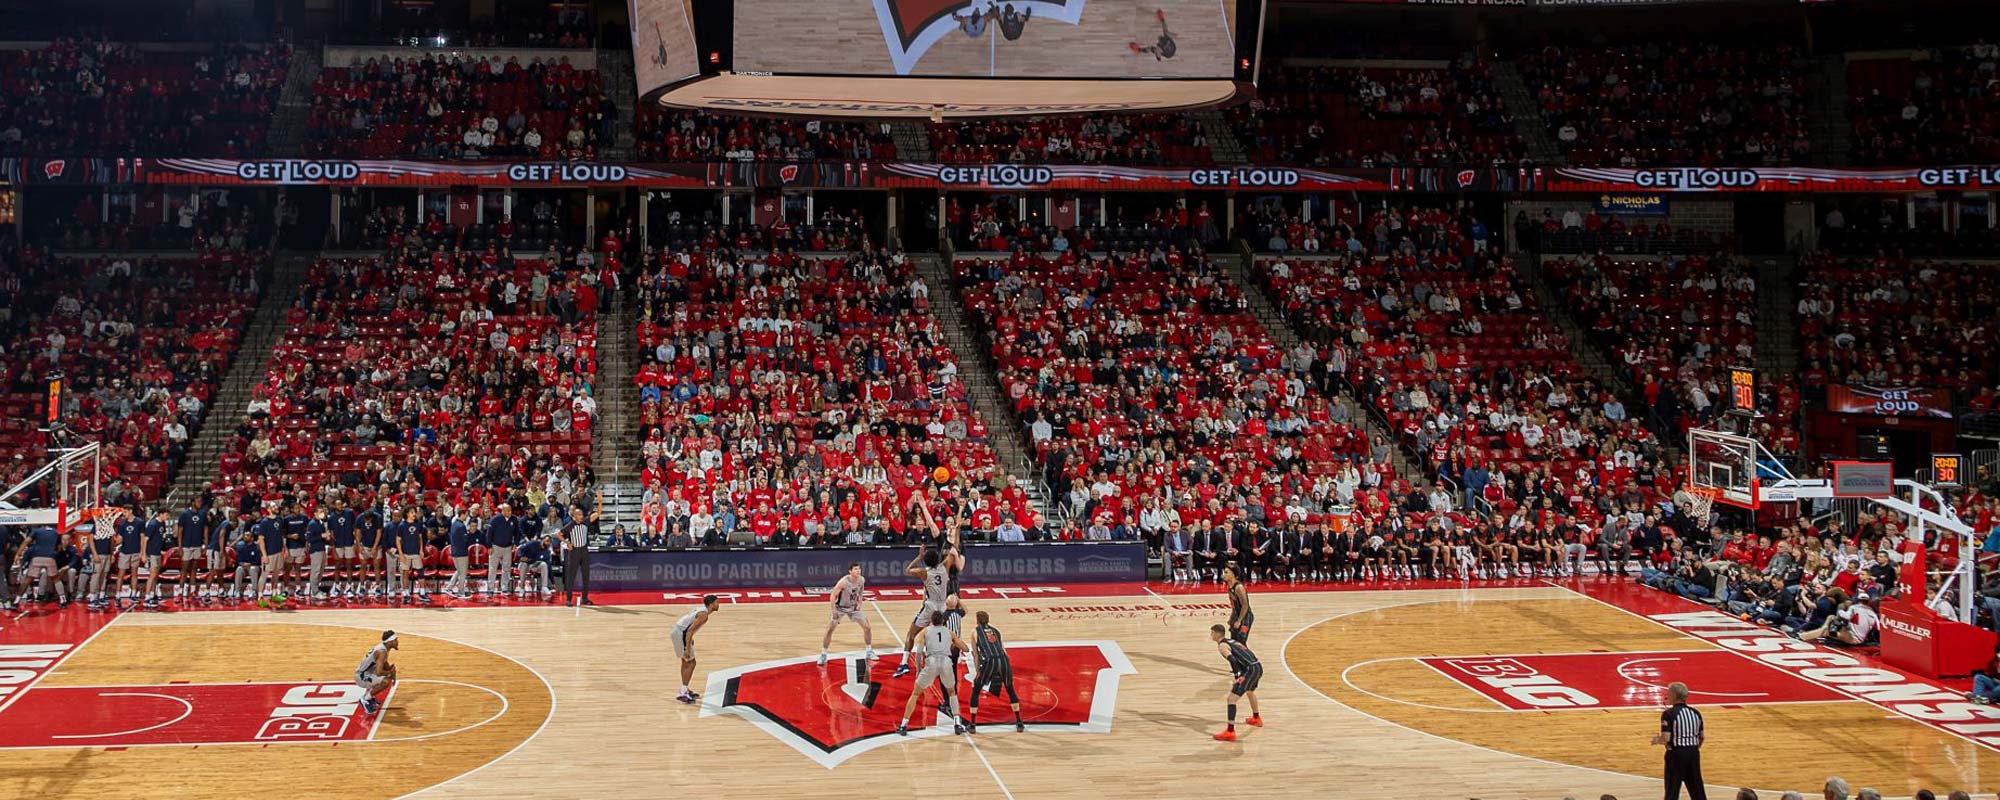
[702,640,1135,767]
[869,0,1089,75]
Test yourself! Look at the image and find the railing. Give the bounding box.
[1958,409,2000,442]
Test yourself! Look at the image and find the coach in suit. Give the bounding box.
[1298,522,1326,582]
[1190,521,1217,581]
[1247,520,1274,581]
[1162,524,1194,581]
[1326,527,1357,582]
[1270,521,1301,582]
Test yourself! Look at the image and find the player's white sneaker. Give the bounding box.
[817,651,828,666]
[865,648,878,661]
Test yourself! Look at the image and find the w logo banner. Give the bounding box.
[870,0,1088,75]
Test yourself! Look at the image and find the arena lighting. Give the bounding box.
[434,35,447,47]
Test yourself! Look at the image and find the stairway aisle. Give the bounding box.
[264,41,324,158]
[1518,255,1680,457]
[1756,257,1801,380]
[1215,250,1427,488]
[1808,55,1853,167]
[597,49,639,161]
[591,292,643,535]
[165,253,315,504]
[1492,60,1563,165]
[889,121,934,162]
[1193,109,1249,165]
[909,253,1056,522]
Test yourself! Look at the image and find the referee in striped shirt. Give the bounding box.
[1653,682,1707,800]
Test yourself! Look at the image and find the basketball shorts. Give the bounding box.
[206,548,226,570]
[180,546,203,566]
[1232,613,1254,644]
[356,672,389,692]
[913,604,943,628]
[673,627,694,660]
[915,659,954,691]
[118,553,141,570]
[832,606,866,625]
[1231,664,1263,695]
[977,664,1018,702]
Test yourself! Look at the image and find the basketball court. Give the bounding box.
[1,576,1992,799]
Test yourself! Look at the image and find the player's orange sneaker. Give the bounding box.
[1244,715,1263,727]
[1212,729,1237,742]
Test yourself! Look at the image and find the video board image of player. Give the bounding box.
[629,0,701,96]
[731,0,1238,80]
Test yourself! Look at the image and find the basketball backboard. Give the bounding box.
[0,441,103,533]
[1686,428,1795,508]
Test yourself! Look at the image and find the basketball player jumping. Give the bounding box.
[1224,565,1255,644]
[820,563,877,666]
[356,630,399,715]
[1128,9,1177,60]
[673,594,719,704]
[894,497,958,678]
[1210,623,1263,741]
[967,609,1025,733]
[953,3,994,38]
[893,548,950,678]
[896,609,968,737]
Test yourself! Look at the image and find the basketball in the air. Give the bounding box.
[933,467,952,483]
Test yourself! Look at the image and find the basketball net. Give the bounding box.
[1684,486,1719,526]
[74,505,124,535]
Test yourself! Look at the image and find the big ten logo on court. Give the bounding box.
[257,684,368,740]
[1434,657,1599,708]
[705,641,1137,767]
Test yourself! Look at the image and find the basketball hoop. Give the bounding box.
[1684,485,1720,524]
[76,505,124,533]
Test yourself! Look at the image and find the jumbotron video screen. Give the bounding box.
[732,0,1241,79]
[633,0,1258,116]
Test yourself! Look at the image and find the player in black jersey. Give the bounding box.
[1223,566,1254,644]
[1210,623,1263,741]
[966,610,1024,734]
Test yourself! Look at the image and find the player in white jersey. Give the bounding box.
[673,594,718,704]
[896,609,969,737]
[892,548,950,678]
[356,630,400,714]
[819,563,876,666]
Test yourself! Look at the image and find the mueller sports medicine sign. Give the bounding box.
[587,542,1146,591]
